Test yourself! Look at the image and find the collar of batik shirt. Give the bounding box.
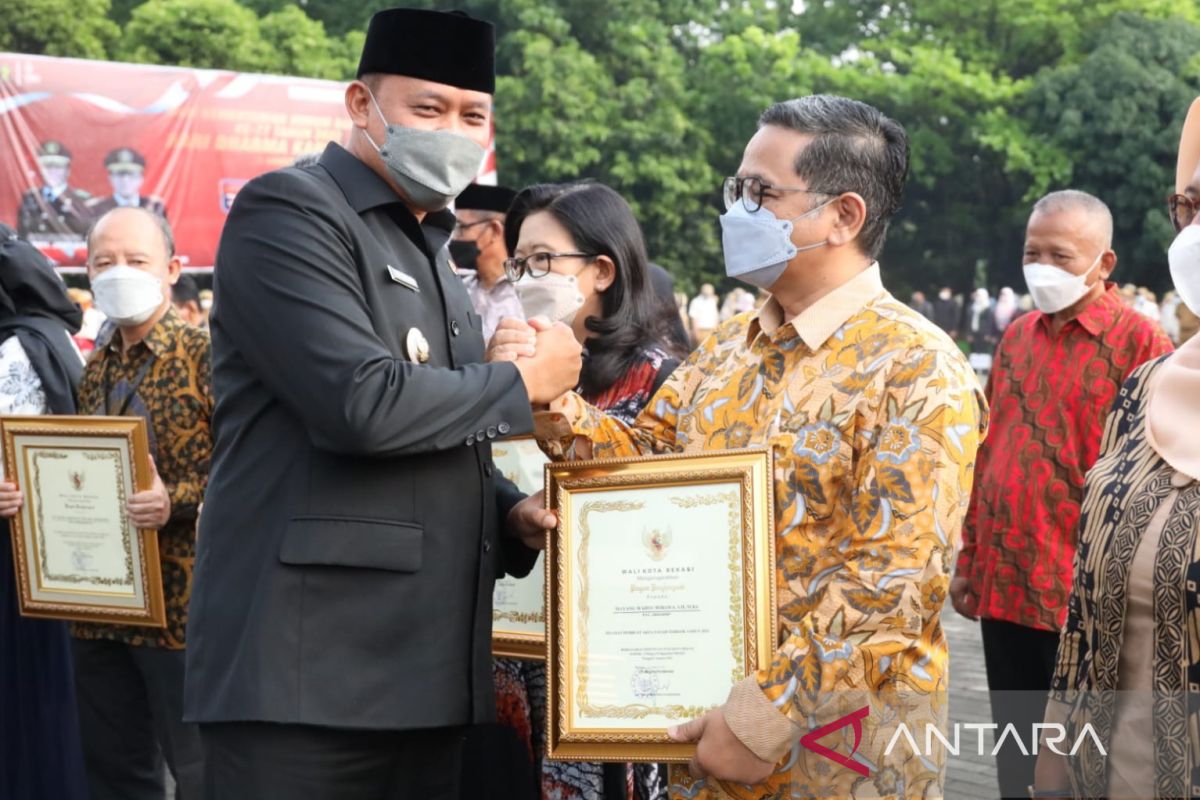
[747,262,885,351]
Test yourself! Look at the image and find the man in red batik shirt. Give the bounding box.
[950,189,1173,799]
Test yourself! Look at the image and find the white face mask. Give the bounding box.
[1022,252,1102,314]
[513,272,586,325]
[1169,225,1200,316]
[91,265,164,326]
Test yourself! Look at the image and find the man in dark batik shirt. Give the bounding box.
[74,207,212,800]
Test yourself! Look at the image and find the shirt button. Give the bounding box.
[498,422,511,435]
[483,540,492,554]
[484,463,495,477]
[466,435,475,446]
[487,426,497,439]
[451,320,461,336]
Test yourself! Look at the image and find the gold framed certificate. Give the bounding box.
[491,436,549,659]
[1,415,166,627]
[546,448,777,763]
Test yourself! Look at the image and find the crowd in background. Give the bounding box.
[7,2,1200,795]
[678,281,1196,383]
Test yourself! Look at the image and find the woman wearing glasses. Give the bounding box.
[1030,98,1200,799]
[491,181,684,800]
[502,181,685,427]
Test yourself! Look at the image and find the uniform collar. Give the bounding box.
[1035,282,1123,338]
[462,270,514,294]
[747,262,886,350]
[102,305,182,359]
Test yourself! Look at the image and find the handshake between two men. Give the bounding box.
[489,316,583,550]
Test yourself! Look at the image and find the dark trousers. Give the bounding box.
[72,637,205,800]
[980,618,1061,800]
[201,721,465,800]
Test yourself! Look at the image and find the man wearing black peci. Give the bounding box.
[184,8,581,799]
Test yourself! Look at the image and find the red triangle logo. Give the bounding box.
[798,706,870,777]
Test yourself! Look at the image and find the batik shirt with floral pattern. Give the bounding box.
[537,265,987,799]
[72,307,213,649]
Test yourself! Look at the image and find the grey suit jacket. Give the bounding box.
[184,143,536,731]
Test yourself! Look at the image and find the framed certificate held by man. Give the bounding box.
[1,415,165,627]
[491,436,549,659]
[545,448,777,763]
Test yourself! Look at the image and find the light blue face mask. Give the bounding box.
[719,197,833,290]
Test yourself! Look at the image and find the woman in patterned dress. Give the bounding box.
[1031,99,1200,799]
[491,181,686,799]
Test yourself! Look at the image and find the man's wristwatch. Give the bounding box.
[1027,786,1073,798]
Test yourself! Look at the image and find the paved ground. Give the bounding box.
[165,604,1001,800]
[943,603,1001,799]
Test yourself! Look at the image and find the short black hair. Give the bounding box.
[759,95,909,259]
[172,272,200,307]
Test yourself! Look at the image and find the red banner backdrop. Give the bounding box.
[0,53,497,269]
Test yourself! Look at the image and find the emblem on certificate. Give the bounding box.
[1,415,166,627]
[545,448,777,763]
[491,436,549,659]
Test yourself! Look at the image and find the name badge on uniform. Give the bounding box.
[386,264,419,293]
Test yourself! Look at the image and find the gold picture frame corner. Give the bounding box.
[545,448,776,762]
[0,414,166,628]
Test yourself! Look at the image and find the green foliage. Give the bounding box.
[7,0,1200,293]
[259,5,351,78]
[0,0,119,59]
[1022,13,1200,288]
[120,0,275,71]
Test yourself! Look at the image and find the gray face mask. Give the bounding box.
[362,89,486,211]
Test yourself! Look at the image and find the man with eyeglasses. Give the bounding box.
[529,95,987,798]
[452,183,522,341]
[949,189,1172,798]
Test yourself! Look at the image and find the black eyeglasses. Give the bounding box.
[722,176,835,212]
[503,252,596,282]
[453,219,491,235]
[1168,193,1200,233]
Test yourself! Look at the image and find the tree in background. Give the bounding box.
[120,0,276,71]
[4,0,1199,295]
[1023,13,1200,288]
[0,0,119,60]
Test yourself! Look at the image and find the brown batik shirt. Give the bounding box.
[72,306,213,649]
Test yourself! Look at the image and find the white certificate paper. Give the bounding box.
[568,481,745,730]
[32,447,135,593]
[492,438,549,652]
[11,431,150,612]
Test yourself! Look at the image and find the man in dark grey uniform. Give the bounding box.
[183,8,581,799]
[17,140,93,239]
[85,148,169,220]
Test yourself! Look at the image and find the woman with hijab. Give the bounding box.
[1030,97,1200,799]
[0,225,89,799]
[992,286,1020,333]
[964,287,999,379]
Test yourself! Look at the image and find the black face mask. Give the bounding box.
[448,239,480,272]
